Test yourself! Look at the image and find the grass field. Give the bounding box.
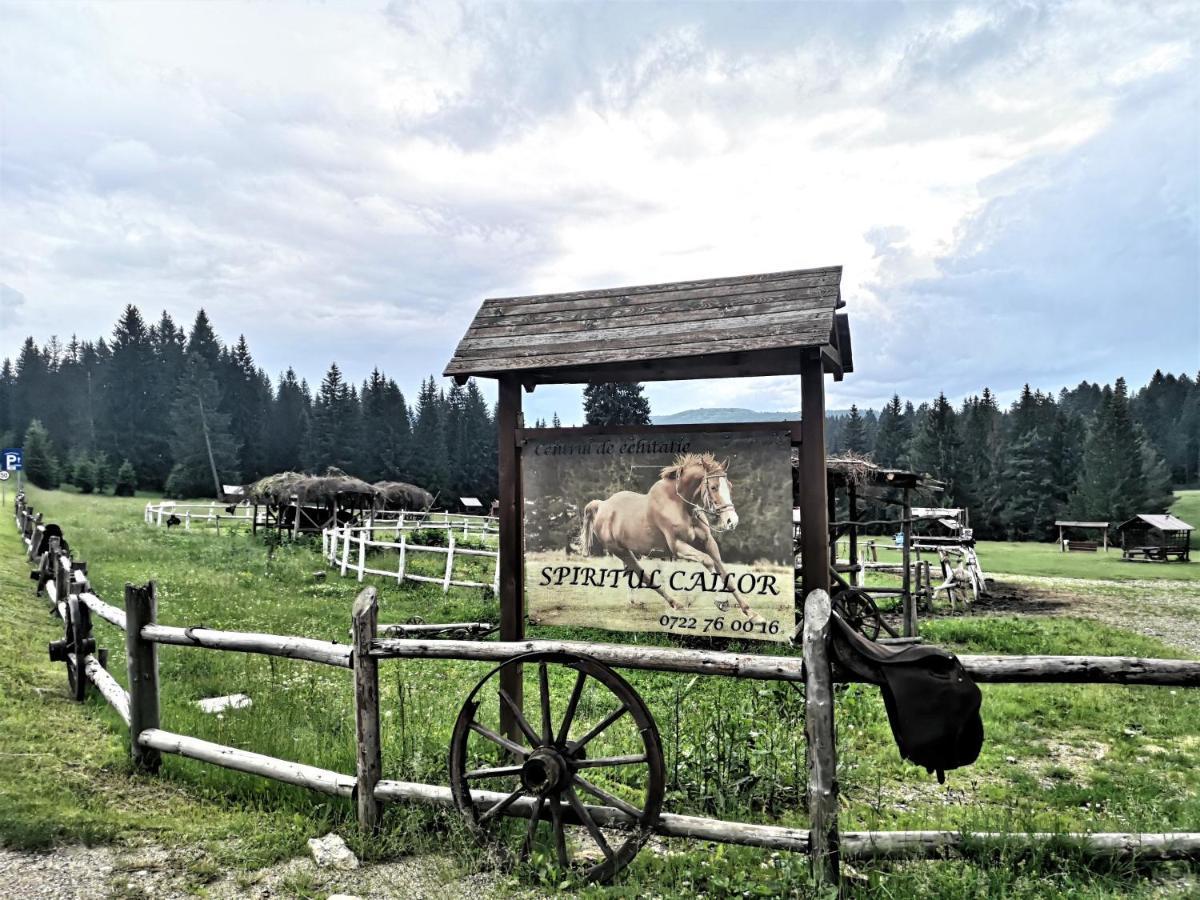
[2,486,1198,897]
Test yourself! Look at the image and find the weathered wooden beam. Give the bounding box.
[80,654,131,726]
[139,729,355,796]
[799,349,831,597]
[496,374,524,743]
[351,588,382,833]
[79,591,127,631]
[803,589,838,884]
[371,637,1200,687]
[125,582,161,773]
[140,624,351,668]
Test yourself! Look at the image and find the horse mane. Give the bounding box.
[659,452,725,480]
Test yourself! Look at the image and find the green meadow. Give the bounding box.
[0,486,1197,897]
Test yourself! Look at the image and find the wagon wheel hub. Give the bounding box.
[522,748,570,794]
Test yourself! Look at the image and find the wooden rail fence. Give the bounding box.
[322,522,500,596]
[15,492,1200,887]
[145,501,262,531]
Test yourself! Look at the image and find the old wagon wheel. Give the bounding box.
[50,596,94,701]
[832,588,897,641]
[448,651,664,884]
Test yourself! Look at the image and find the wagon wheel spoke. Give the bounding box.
[479,786,525,824]
[556,669,587,746]
[572,754,647,770]
[573,773,642,821]
[549,791,569,869]
[565,785,614,863]
[470,721,529,759]
[538,662,553,745]
[520,795,546,861]
[498,689,542,748]
[464,764,526,781]
[571,704,628,756]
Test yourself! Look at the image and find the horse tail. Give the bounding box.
[580,500,602,556]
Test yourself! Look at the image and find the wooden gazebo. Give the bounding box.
[446,265,851,731]
[1117,514,1193,562]
[1054,520,1110,553]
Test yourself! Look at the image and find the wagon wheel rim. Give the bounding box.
[834,589,883,641]
[448,651,664,884]
[64,597,87,701]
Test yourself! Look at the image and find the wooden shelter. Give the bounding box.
[446,265,851,735]
[249,470,378,537]
[823,456,943,637]
[1054,520,1110,552]
[1117,514,1193,562]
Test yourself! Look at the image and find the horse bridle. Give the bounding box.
[677,470,735,531]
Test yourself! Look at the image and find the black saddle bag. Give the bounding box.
[831,615,983,783]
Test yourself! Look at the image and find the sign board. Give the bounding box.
[2,448,22,471]
[522,427,796,643]
[0,471,9,481]
[460,497,483,509]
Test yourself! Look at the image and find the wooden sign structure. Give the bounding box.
[446,266,853,738]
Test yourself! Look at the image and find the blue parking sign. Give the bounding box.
[3,448,22,471]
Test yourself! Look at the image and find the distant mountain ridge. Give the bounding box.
[651,407,852,424]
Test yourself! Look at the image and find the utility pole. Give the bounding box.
[197,392,223,500]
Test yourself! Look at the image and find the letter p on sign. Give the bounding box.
[3,448,23,471]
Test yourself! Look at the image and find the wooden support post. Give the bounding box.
[352,587,382,833]
[848,484,861,588]
[124,582,161,773]
[803,589,839,886]
[901,488,916,637]
[1058,525,1065,553]
[496,375,524,743]
[397,534,407,585]
[357,532,366,583]
[799,351,831,599]
[444,531,455,593]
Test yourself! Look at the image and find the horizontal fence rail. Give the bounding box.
[145,501,262,530]
[323,522,499,596]
[14,493,1200,889]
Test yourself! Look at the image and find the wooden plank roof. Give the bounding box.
[1118,514,1194,531]
[1055,520,1110,528]
[444,266,847,384]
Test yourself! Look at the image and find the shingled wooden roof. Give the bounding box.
[444,265,850,385]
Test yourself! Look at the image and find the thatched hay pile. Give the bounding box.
[249,468,379,506]
[827,451,877,487]
[373,481,434,511]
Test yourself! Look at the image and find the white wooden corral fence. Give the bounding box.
[323,522,500,596]
[367,510,498,536]
[145,501,261,531]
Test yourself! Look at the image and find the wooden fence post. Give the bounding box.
[352,587,382,833]
[357,532,366,583]
[443,531,455,593]
[803,588,839,887]
[397,534,406,585]
[125,581,161,773]
[340,527,351,576]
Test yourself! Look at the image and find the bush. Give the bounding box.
[22,420,59,489]
[114,459,137,497]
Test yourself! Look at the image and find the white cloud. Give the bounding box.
[0,0,1195,422]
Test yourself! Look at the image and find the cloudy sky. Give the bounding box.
[1,0,1196,424]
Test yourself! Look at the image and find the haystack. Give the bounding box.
[373,481,434,511]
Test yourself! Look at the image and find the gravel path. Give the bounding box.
[0,843,509,899]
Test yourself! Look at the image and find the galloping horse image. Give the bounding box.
[580,452,763,620]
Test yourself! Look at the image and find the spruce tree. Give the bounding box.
[907,394,960,493]
[164,354,240,498]
[268,368,311,473]
[1068,379,1145,522]
[101,306,164,488]
[114,459,137,496]
[23,419,59,489]
[582,383,651,426]
[306,363,361,473]
[872,395,908,467]
[842,405,868,453]
[410,376,449,495]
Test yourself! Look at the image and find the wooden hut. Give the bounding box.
[1116,514,1193,562]
[373,481,434,512]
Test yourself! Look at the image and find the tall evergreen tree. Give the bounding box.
[872,395,908,467]
[1068,379,1145,522]
[164,354,240,498]
[100,305,168,488]
[306,363,360,473]
[841,405,868,453]
[582,383,652,426]
[410,376,449,495]
[23,418,59,488]
[267,368,310,473]
[907,393,960,496]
